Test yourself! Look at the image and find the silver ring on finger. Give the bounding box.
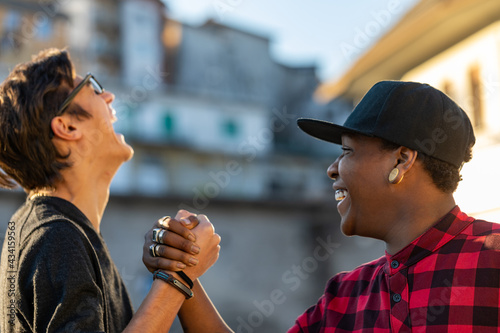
[152,228,162,243]
[149,243,158,257]
[157,229,167,244]
[159,216,170,227]
[154,243,161,257]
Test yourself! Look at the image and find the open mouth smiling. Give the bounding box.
[335,189,348,202]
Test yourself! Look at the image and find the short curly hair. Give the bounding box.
[0,48,91,191]
[379,138,473,193]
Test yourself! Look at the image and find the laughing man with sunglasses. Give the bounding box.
[0,49,232,333]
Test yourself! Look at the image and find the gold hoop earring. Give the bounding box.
[388,168,403,184]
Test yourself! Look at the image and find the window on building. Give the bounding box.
[163,112,175,134]
[4,10,21,31]
[36,19,53,40]
[137,153,168,195]
[222,119,239,138]
[1,10,22,53]
[469,65,484,130]
[442,80,455,99]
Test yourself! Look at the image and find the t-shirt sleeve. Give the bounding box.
[15,221,107,333]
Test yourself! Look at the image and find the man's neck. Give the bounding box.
[384,195,456,255]
[49,171,113,232]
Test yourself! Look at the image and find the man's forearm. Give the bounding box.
[178,280,234,333]
[123,280,185,333]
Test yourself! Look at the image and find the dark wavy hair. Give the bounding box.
[379,139,473,193]
[0,48,91,191]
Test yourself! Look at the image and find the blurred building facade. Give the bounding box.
[0,0,389,332]
[318,0,500,222]
[0,0,68,69]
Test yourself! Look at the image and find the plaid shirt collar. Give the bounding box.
[384,205,474,276]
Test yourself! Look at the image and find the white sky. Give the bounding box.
[162,0,421,81]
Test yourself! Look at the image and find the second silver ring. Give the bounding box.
[149,243,162,257]
[152,228,166,244]
[158,229,167,244]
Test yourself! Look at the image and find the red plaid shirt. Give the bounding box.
[289,206,500,332]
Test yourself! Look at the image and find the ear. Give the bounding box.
[389,147,418,184]
[51,116,82,141]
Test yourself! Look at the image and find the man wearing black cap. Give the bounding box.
[149,80,500,331]
[288,80,500,331]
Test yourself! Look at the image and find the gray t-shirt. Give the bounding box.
[0,196,134,332]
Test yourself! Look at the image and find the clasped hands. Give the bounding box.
[142,210,221,285]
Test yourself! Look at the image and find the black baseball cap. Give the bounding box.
[298,80,475,169]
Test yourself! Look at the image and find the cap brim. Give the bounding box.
[297,118,371,145]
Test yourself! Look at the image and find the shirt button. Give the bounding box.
[391,260,399,269]
[393,293,402,303]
